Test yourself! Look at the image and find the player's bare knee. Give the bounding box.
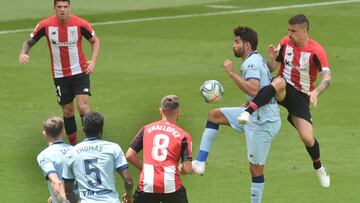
[208,108,221,123]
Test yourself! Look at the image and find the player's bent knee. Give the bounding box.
[272,77,286,90]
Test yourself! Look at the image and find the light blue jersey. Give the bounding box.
[37,141,72,203]
[62,137,129,203]
[220,51,281,165]
[241,51,280,124]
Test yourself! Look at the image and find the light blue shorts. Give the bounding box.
[220,107,281,165]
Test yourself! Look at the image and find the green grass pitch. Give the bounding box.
[0,0,359,202]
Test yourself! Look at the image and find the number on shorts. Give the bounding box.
[151,134,170,161]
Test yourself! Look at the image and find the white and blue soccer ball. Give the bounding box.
[200,80,224,103]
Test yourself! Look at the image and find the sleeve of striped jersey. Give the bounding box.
[276,45,284,63]
[130,128,145,153]
[244,62,260,81]
[313,47,330,72]
[37,154,56,179]
[80,19,95,40]
[30,21,46,42]
[114,144,129,170]
[180,134,192,162]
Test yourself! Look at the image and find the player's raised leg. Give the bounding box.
[193,108,229,175]
[238,77,286,124]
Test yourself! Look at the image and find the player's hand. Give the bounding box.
[121,193,134,203]
[85,60,95,75]
[19,53,30,64]
[47,196,52,203]
[268,44,279,59]
[223,59,235,75]
[308,90,318,108]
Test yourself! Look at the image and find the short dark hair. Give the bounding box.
[83,112,104,137]
[43,116,64,138]
[161,95,180,114]
[289,14,309,31]
[233,26,258,51]
[54,0,70,6]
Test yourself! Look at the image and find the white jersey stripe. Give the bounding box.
[67,26,82,75]
[143,164,154,193]
[48,26,63,78]
[164,166,176,193]
[299,52,311,93]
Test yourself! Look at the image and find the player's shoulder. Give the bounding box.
[308,39,326,53]
[38,16,57,26]
[70,15,91,25]
[279,36,290,45]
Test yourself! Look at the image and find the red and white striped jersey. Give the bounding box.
[30,15,95,78]
[130,120,192,193]
[276,36,330,94]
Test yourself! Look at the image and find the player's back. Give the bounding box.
[140,120,191,193]
[37,141,72,203]
[64,137,127,203]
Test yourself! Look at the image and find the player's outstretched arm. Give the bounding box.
[47,173,67,203]
[19,38,36,64]
[85,34,100,75]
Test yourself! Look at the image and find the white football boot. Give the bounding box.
[237,111,250,124]
[315,166,330,188]
[192,160,206,175]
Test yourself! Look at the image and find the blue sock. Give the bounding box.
[251,175,265,203]
[196,121,219,162]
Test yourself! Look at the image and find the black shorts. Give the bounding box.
[134,186,188,203]
[54,73,91,105]
[278,82,312,126]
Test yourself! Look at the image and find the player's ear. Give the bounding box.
[159,108,163,116]
[42,130,46,138]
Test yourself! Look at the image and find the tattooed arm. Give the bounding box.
[19,38,37,64]
[309,69,332,107]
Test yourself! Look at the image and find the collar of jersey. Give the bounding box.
[51,140,64,145]
[245,51,258,60]
[84,136,102,141]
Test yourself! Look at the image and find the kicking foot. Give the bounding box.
[237,111,250,124]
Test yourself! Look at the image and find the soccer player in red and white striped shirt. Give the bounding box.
[126,95,192,203]
[239,14,331,188]
[18,0,100,146]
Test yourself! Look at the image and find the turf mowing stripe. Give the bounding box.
[1,0,359,35]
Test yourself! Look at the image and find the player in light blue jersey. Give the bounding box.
[37,116,72,203]
[192,26,281,203]
[62,112,134,203]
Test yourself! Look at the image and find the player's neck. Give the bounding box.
[162,116,177,124]
[57,16,70,24]
[295,37,310,47]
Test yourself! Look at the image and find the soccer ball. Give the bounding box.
[200,80,224,103]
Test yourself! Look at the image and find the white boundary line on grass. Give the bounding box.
[1,0,359,35]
